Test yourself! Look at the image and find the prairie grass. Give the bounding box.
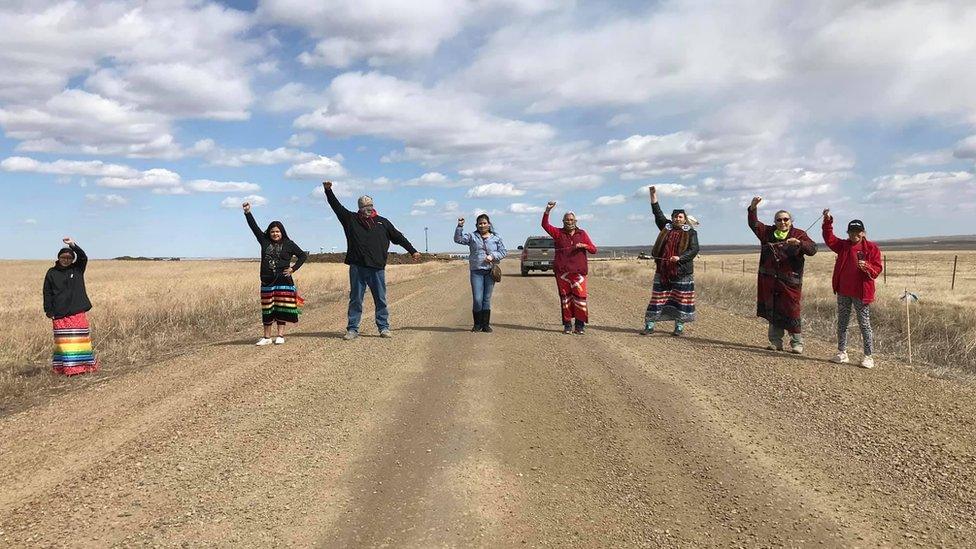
[590,250,976,373]
[0,260,452,410]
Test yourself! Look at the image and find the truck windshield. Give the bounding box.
[526,238,555,248]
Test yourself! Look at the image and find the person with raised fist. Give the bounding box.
[243,201,308,346]
[747,196,817,354]
[322,181,421,340]
[455,214,508,333]
[43,237,99,375]
[541,201,598,334]
[822,209,883,369]
[641,186,699,337]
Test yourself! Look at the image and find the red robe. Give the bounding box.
[748,208,817,333]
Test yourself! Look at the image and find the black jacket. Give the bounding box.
[652,202,699,277]
[245,212,308,282]
[325,187,418,269]
[43,244,93,319]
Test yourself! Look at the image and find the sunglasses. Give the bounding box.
[775,217,791,222]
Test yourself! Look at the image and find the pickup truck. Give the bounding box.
[518,236,556,276]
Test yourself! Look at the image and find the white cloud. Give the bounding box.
[0,89,180,158]
[208,146,317,167]
[465,183,526,198]
[508,202,543,214]
[258,0,565,68]
[413,198,437,208]
[868,170,976,209]
[894,150,957,168]
[23,218,38,225]
[626,214,648,222]
[185,180,261,193]
[265,83,328,113]
[595,132,752,179]
[1,156,139,178]
[955,136,976,159]
[592,194,625,206]
[85,193,129,207]
[284,155,348,179]
[287,132,317,147]
[402,172,457,187]
[0,1,263,156]
[98,169,182,190]
[294,72,555,159]
[632,183,699,199]
[221,194,267,209]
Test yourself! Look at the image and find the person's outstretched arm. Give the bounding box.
[322,181,352,222]
[747,196,767,241]
[821,209,843,253]
[385,220,419,255]
[454,218,472,245]
[63,237,87,272]
[649,186,669,230]
[541,201,561,239]
[242,203,264,242]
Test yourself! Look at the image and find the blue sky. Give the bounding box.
[2,0,976,259]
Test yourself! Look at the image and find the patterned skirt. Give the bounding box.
[261,280,304,325]
[645,273,696,323]
[52,312,99,376]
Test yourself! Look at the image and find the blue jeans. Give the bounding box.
[347,264,388,332]
[470,269,495,312]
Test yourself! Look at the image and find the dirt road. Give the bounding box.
[2,263,975,547]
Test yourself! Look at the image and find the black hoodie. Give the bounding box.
[245,211,308,282]
[325,187,418,269]
[43,243,93,319]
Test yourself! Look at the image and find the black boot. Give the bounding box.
[471,310,482,332]
[481,309,493,333]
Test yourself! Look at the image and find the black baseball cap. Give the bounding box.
[847,219,865,232]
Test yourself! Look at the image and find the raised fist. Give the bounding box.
[62,237,75,246]
[242,202,251,213]
[323,181,333,190]
[750,196,762,208]
[822,208,832,223]
[546,201,556,211]
[457,217,465,226]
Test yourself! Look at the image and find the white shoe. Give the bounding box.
[255,337,273,346]
[790,343,804,355]
[860,355,875,369]
[342,330,359,341]
[832,351,850,364]
[273,336,285,345]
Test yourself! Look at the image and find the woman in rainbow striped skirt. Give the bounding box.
[243,202,308,346]
[640,186,700,337]
[43,237,99,375]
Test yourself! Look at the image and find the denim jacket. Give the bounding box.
[454,226,508,270]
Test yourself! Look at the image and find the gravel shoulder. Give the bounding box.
[1,263,974,547]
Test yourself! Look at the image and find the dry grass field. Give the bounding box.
[0,260,451,411]
[590,250,976,374]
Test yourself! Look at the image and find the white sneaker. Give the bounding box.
[860,355,875,369]
[832,351,850,364]
[255,337,273,346]
[342,330,359,341]
[273,336,285,345]
[790,343,804,355]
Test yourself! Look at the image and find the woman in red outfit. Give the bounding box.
[541,201,598,334]
[747,197,817,353]
[822,209,883,369]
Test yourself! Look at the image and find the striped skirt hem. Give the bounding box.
[645,273,696,323]
[52,313,99,376]
[261,284,304,324]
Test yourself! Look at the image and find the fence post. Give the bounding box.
[742,258,745,274]
[721,260,725,274]
[952,255,958,290]
[883,255,887,284]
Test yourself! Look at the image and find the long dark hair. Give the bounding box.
[265,221,290,241]
[476,213,494,234]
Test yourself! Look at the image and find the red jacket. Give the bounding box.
[823,219,883,304]
[541,212,598,275]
